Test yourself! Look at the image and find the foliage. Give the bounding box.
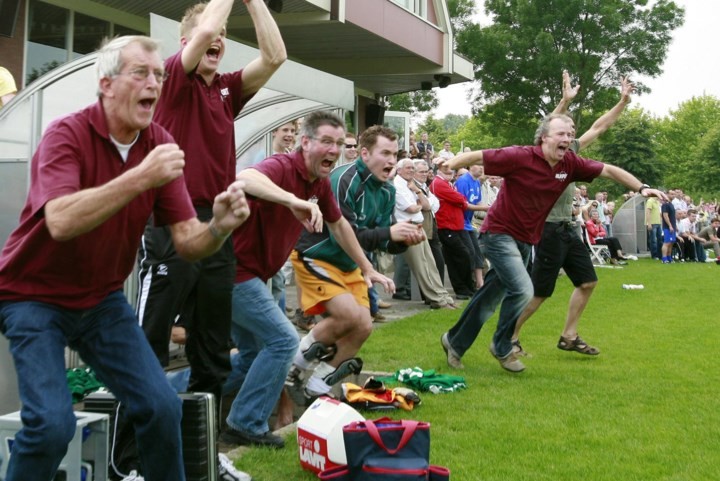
[690,124,720,199]
[654,95,720,192]
[414,114,451,150]
[449,115,506,151]
[233,260,720,481]
[26,60,62,85]
[589,108,661,198]
[387,90,439,117]
[454,0,685,142]
[445,0,477,39]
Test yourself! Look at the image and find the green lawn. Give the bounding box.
[235,259,720,481]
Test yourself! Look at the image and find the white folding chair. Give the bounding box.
[583,227,610,265]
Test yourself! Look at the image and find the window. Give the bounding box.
[73,13,110,58]
[25,0,146,85]
[390,0,427,19]
[26,0,68,84]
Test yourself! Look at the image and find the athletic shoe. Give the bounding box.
[372,312,389,322]
[377,300,393,309]
[218,453,252,481]
[489,343,525,372]
[121,471,144,481]
[220,427,285,449]
[440,332,464,369]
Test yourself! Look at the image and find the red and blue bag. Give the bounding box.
[317,417,449,480]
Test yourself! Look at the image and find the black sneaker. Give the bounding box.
[220,427,285,449]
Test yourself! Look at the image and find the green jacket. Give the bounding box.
[295,158,407,271]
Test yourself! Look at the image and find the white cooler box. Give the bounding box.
[296,396,365,474]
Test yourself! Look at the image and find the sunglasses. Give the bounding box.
[345,144,358,149]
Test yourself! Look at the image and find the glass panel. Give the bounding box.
[114,24,145,37]
[73,12,110,58]
[26,0,68,84]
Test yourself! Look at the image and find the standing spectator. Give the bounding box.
[343,131,359,164]
[577,184,589,205]
[393,159,456,309]
[0,36,250,481]
[661,191,678,263]
[454,165,488,288]
[437,141,454,160]
[413,159,446,282]
[135,0,285,408]
[416,132,434,157]
[646,196,663,259]
[286,125,417,405]
[430,161,475,299]
[439,113,665,372]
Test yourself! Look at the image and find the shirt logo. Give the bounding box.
[157,264,168,276]
[220,87,229,100]
[555,171,568,181]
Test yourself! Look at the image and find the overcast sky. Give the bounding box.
[435,0,720,119]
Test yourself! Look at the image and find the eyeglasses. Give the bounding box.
[312,137,345,149]
[345,144,358,149]
[120,67,169,84]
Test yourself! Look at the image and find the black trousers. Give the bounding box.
[437,228,474,296]
[136,207,234,403]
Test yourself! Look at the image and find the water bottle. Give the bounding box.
[622,284,644,290]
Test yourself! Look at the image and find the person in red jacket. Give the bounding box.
[430,161,483,299]
[585,209,628,264]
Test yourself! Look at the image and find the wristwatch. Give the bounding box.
[638,184,651,196]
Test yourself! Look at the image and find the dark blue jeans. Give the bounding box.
[0,291,184,481]
[447,233,533,359]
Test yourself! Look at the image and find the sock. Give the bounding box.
[306,362,334,395]
[294,331,317,370]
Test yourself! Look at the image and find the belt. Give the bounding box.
[546,220,576,231]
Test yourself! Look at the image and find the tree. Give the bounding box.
[414,114,450,150]
[455,0,684,142]
[590,108,661,199]
[683,124,720,198]
[654,95,720,190]
[387,91,438,117]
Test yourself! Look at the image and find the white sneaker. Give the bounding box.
[121,471,145,481]
[218,453,252,481]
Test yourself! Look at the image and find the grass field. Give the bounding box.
[234,259,719,481]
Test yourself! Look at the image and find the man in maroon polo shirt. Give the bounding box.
[220,111,393,448]
[439,113,665,373]
[0,36,250,481]
[135,0,286,407]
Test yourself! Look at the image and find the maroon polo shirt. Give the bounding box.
[430,176,467,231]
[0,101,195,310]
[154,51,251,208]
[481,145,603,244]
[233,151,342,283]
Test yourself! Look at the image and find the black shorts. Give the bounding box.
[531,222,597,298]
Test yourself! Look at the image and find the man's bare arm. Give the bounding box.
[240,0,287,96]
